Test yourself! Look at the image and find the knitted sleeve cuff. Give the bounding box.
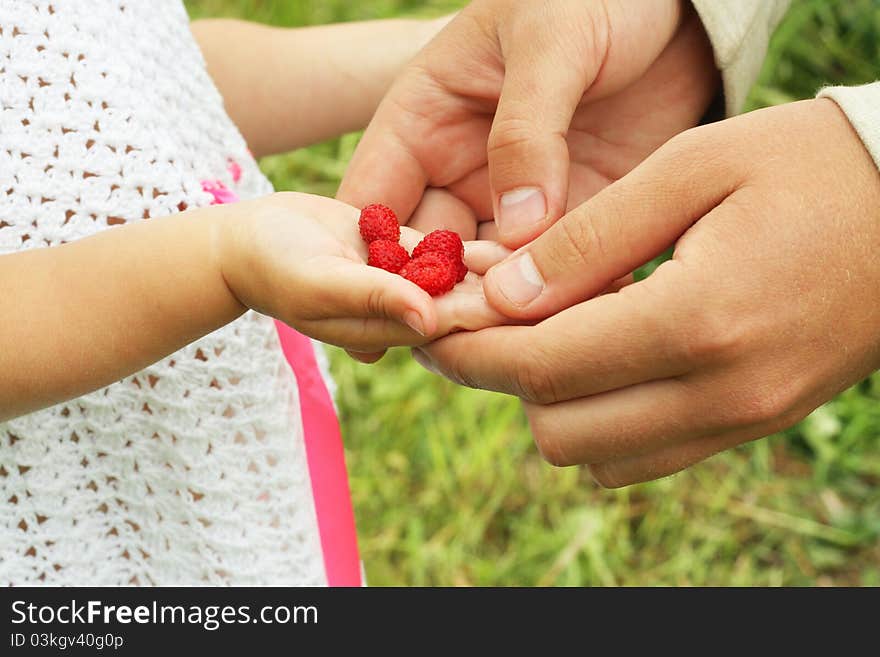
[818,82,880,172]
[691,0,792,116]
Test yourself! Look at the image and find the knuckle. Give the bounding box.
[487,116,539,158]
[363,286,386,318]
[525,403,574,467]
[664,126,705,156]
[531,426,573,468]
[441,351,481,391]
[525,404,559,447]
[658,126,740,188]
[582,2,611,58]
[773,404,812,435]
[511,355,562,404]
[556,213,605,270]
[680,307,748,367]
[729,383,802,429]
[663,125,717,162]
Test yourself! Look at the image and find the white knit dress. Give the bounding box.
[0,0,337,585]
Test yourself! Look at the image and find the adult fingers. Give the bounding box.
[487,7,601,247]
[417,261,697,404]
[448,167,494,222]
[522,378,717,466]
[407,188,479,240]
[483,128,742,319]
[587,430,762,488]
[488,0,688,248]
[476,220,500,242]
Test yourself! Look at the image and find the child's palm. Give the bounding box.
[222,192,510,354]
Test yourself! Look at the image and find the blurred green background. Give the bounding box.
[185,0,880,586]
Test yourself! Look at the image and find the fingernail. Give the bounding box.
[492,252,544,307]
[403,310,426,337]
[412,348,438,374]
[498,187,547,236]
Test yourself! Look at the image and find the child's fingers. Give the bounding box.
[464,241,512,275]
[304,274,522,352]
[400,224,510,277]
[302,273,516,351]
[300,258,437,336]
[432,275,521,334]
[345,349,387,364]
[299,317,425,353]
[295,254,520,352]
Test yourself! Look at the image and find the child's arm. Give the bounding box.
[0,194,507,422]
[191,16,451,158]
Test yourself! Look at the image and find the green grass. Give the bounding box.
[185,0,880,586]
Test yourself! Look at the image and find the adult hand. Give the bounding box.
[337,0,719,248]
[416,99,880,487]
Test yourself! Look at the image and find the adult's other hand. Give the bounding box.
[417,99,880,487]
[337,0,718,248]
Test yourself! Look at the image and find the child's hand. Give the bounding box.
[219,192,512,353]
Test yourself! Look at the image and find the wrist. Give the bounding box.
[205,202,249,317]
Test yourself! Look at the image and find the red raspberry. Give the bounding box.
[368,240,410,273]
[400,252,460,297]
[411,230,464,261]
[456,260,468,283]
[359,204,400,243]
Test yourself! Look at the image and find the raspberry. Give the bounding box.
[359,204,400,243]
[411,230,464,261]
[359,207,465,296]
[411,229,468,284]
[400,252,460,297]
[368,240,410,273]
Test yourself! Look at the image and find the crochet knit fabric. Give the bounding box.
[0,0,327,585]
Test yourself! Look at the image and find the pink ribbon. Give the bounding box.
[274,322,362,586]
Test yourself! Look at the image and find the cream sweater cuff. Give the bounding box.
[818,83,880,172]
[691,0,792,116]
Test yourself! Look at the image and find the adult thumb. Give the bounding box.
[483,129,737,320]
[488,21,600,248]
